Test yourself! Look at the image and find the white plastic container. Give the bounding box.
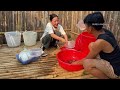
[5,31,21,47]
[23,31,37,46]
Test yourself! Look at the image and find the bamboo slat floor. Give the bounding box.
[0,41,97,79]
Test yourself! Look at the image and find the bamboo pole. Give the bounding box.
[24,11,26,31]
[70,31,79,35]
[71,11,74,38]
[0,29,71,34]
[12,11,14,31]
[4,11,7,32]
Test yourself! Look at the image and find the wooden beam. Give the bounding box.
[35,29,71,33]
[0,29,71,34]
[71,12,74,38]
[0,32,5,35]
[70,31,79,35]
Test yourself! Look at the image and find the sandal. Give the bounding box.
[41,51,48,57]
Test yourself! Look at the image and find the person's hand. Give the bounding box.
[71,60,83,65]
[64,41,68,47]
[60,38,66,43]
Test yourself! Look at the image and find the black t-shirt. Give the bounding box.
[97,28,120,76]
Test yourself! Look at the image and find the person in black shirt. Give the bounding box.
[72,12,120,79]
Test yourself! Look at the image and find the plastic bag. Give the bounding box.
[19,48,32,61]
[66,40,75,49]
[16,48,42,64]
[76,20,86,31]
[29,48,43,57]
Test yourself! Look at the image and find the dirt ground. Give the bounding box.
[0,41,97,79]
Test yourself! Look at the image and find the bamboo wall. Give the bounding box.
[70,11,120,46]
[0,11,120,45]
[0,11,72,32]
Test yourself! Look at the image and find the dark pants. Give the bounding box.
[42,31,61,49]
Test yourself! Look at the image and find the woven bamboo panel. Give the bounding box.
[1,11,120,46]
[0,41,96,79]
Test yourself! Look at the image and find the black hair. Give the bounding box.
[49,14,58,21]
[83,12,105,31]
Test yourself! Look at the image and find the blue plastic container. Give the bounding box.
[16,54,40,65]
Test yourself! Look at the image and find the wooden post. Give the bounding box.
[71,11,74,39]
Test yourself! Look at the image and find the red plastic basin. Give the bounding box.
[60,46,74,51]
[74,32,96,51]
[56,49,87,71]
